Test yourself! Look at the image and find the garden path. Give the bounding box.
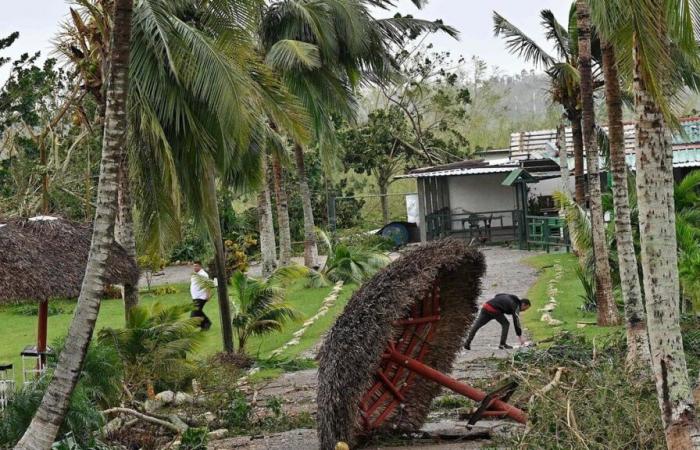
[214,246,540,450]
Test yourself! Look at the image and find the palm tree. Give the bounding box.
[272,153,293,266]
[591,6,649,360]
[98,302,203,398]
[309,230,390,287]
[260,0,457,268]
[596,0,700,445]
[494,7,592,205]
[59,0,310,353]
[576,0,620,327]
[229,268,303,354]
[258,152,278,277]
[16,0,134,447]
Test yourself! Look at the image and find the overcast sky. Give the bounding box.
[1,0,571,83]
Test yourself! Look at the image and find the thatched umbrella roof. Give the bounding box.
[317,239,486,449]
[0,217,140,303]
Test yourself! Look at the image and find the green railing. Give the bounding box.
[525,215,570,252]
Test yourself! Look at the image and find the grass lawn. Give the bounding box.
[523,253,623,342]
[0,280,358,384]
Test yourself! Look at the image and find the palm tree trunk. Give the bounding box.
[556,121,571,192]
[634,37,700,447]
[258,154,277,277]
[577,0,620,326]
[293,143,318,268]
[204,169,235,354]
[571,114,586,206]
[16,1,133,447]
[272,155,292,266]
[601,42,650,366]
[116,150,138,321]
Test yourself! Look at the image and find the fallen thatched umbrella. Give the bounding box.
[0,217,139,363]
[317,239,526,449]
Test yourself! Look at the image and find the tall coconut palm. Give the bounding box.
[16,0,134,447]
[595,0,700,445]
[60,0,310,353]
[600,40,648,361]
[272,153,293,265]
[261,0,457,268]
[258,152,278,277]
[576,0,620,326]
[494,7,595,205]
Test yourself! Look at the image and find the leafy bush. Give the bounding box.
[8,302,73,316]
[169,223,211,263]
[0,339,120,448]
[221,390,251,430]
[179,427,209,450]
[309,230,390,287]
[98,302,203,398]
[575,265,597,312]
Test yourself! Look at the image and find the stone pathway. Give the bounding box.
[215,246,541,450]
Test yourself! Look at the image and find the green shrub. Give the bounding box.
[98,302,203,398]
[221,390,251,430]
[0,339,119,448]
[179,427,209,450]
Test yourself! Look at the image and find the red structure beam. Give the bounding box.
[383,348,527,424]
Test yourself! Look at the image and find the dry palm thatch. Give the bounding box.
[0,217,139,303]
[317,239,485,449]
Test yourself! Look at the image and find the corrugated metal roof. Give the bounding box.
[395,165,516,179]
[625,148,700,169]
[509,117,700,158]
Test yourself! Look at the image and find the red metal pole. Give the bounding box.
[37,299,48,368]
[385,349,527,424]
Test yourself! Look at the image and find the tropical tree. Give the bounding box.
[260,0,457,268]
[98,302,203,398]
[16,0,134,447]
[309,230,390,287]
[59,0,310,354]
[271,152,293,266]
[229,267,304,354]
[591,0,700,445]
[589,2,649,363]
[258,153,277,277]
[576,0,620,327]
[494,6,596,205]
[339,107,421,225]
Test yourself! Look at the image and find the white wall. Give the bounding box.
[447,174,516,228]
[528,175,574,197]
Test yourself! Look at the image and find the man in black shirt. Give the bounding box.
[464,294,531,350]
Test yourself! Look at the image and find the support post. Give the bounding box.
[37,299,48,368]
[383,348,527,424]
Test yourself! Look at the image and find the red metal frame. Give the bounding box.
[358,283,527,432]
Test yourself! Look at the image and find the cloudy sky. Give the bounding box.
[1,0,571,82]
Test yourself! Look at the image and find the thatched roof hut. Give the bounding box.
[0,217,140,303]
[317,239,486,449]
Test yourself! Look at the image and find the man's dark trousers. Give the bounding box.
[465,309,510,347]
[191,298,212,330]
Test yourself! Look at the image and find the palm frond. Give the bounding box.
[493,11,556,68]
